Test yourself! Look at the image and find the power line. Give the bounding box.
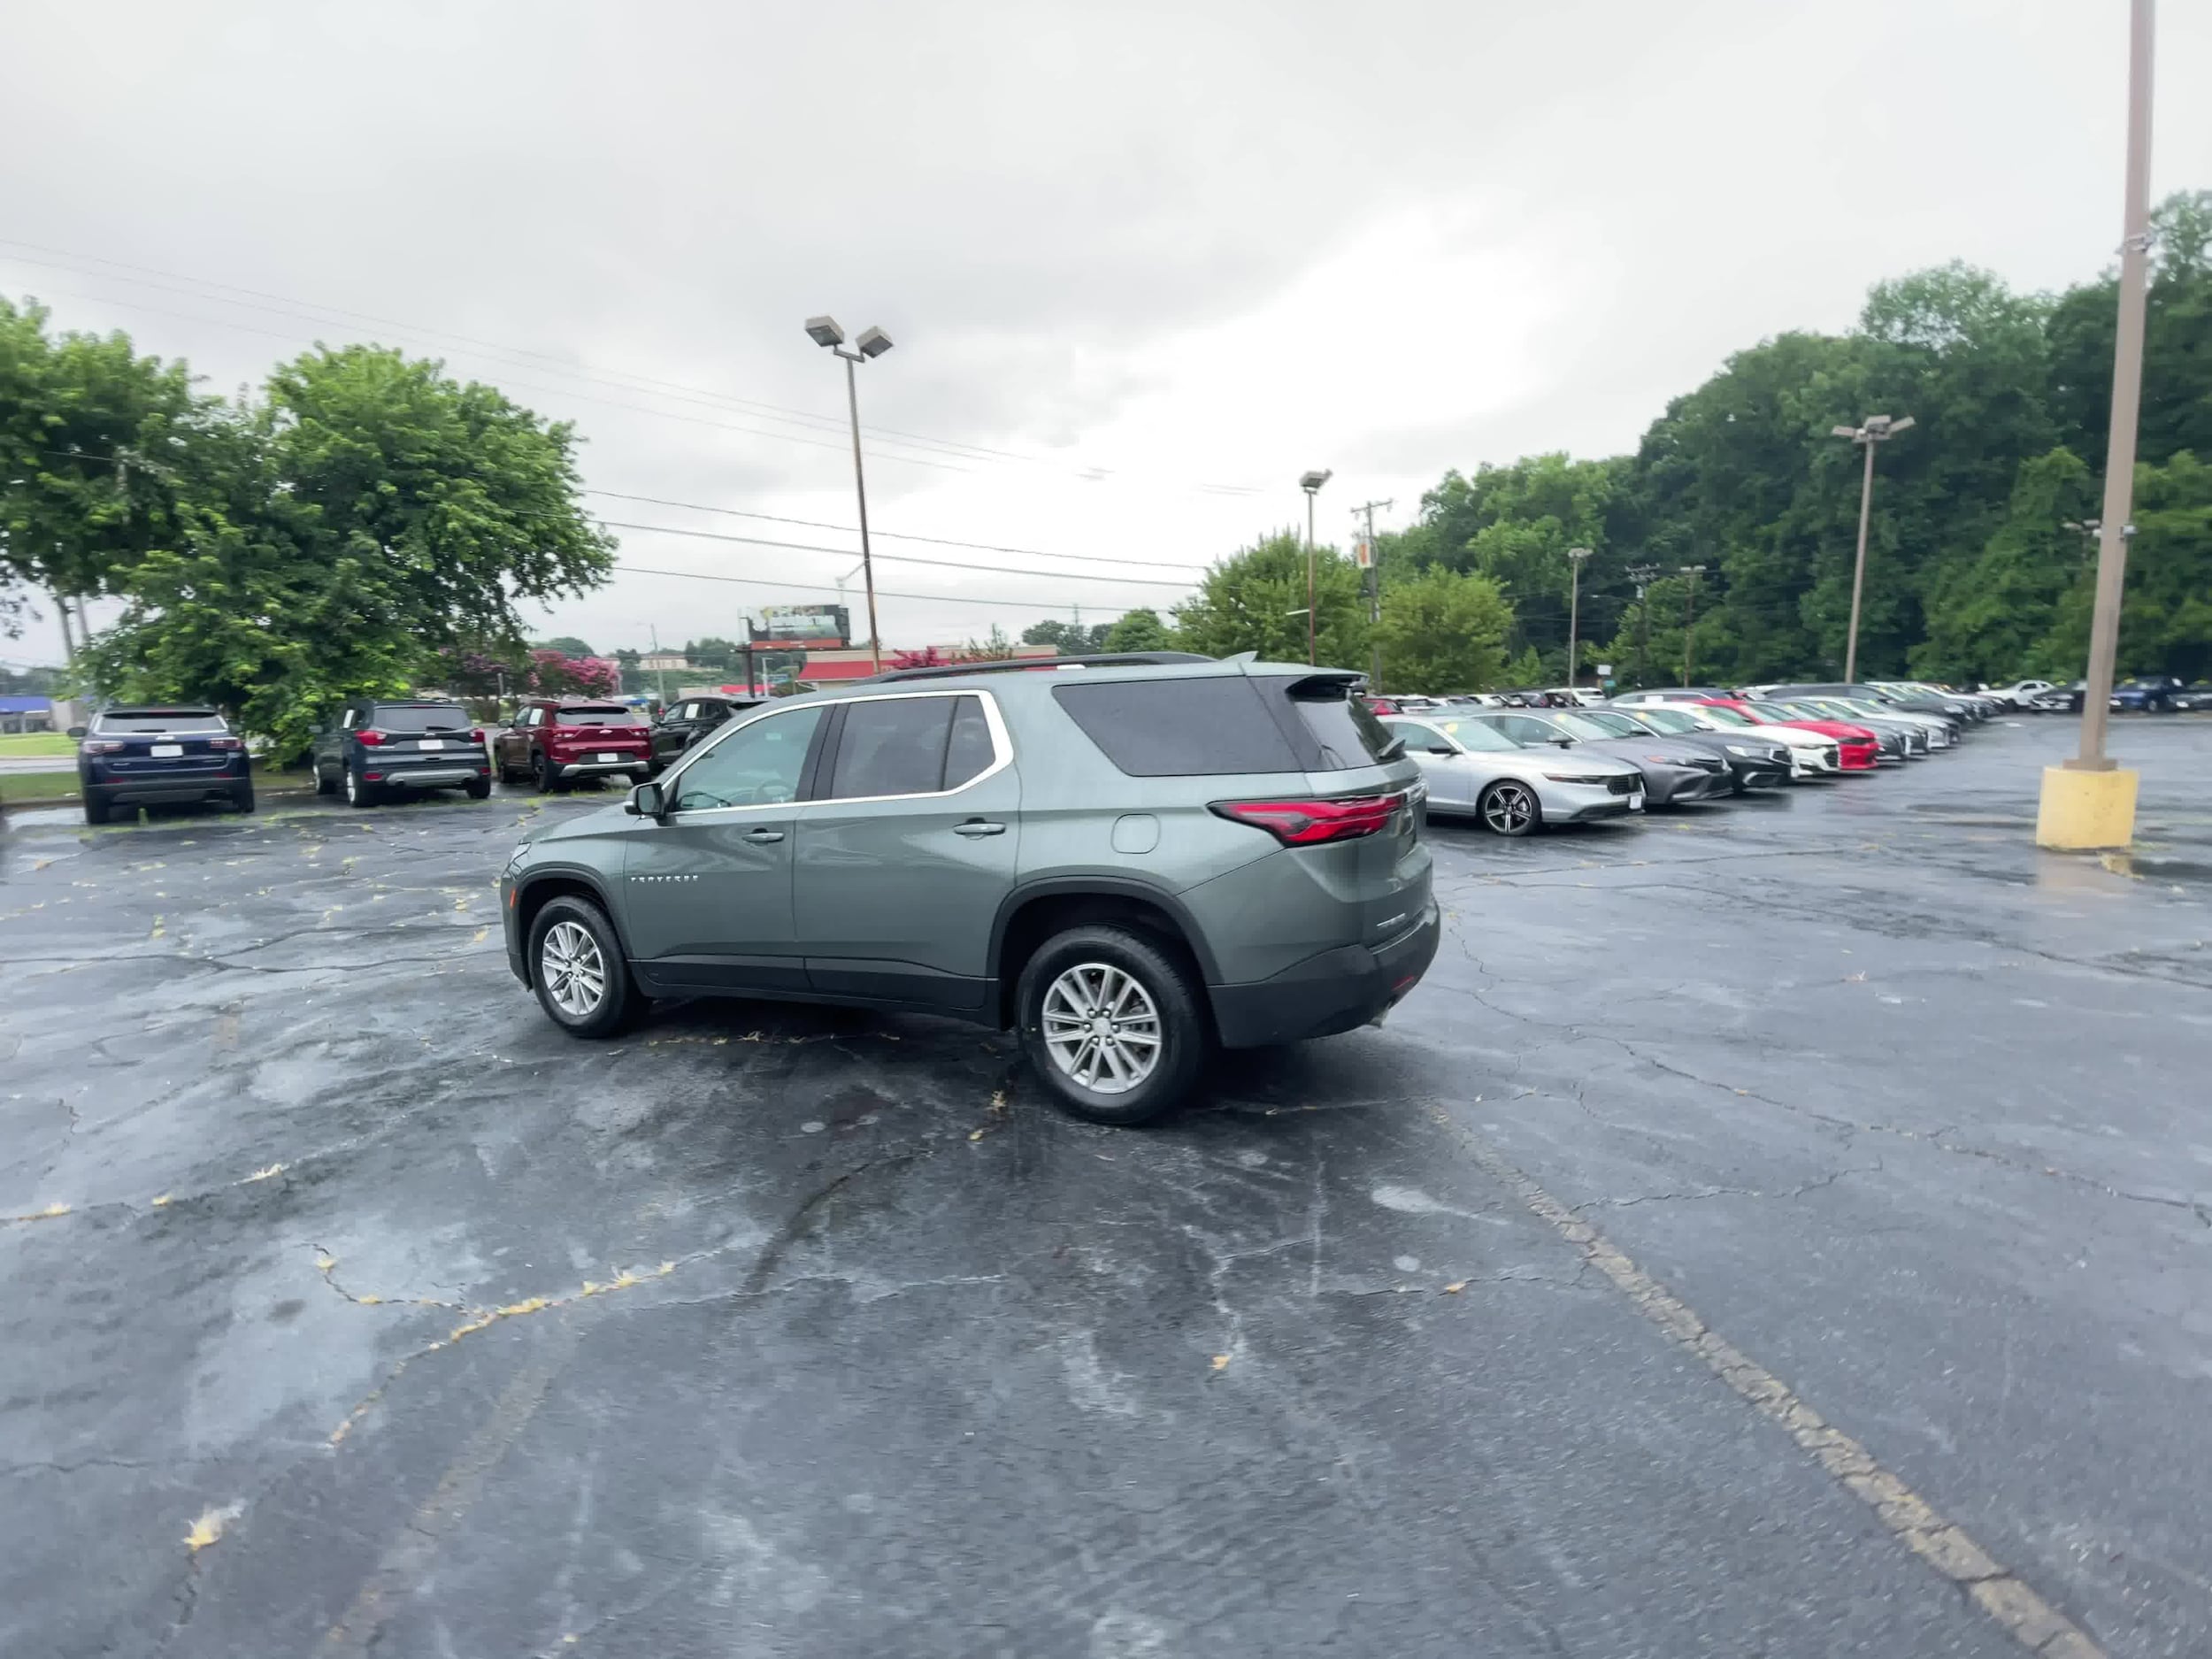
[595,519,1194,590]
[612,563,1169,614]
[0,240,1266,495]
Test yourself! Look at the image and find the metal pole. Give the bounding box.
[1305,491,1317,666]
[1680,567,1702,687]
[845,355,883,674]
[1565,548,1593,690]
[1844,436,1877,682]
[2073,0,2156,773]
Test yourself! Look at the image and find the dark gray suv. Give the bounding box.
[499,655,1440,1124]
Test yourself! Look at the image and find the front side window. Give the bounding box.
[671,705,826,812]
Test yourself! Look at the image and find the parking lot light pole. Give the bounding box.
[2040,0,2155,850]
[1299,470,1332,664]
[1565,548,1594,690]
[807,316,894,673]
[1678,565,1704,687]
[1831,414,1915,682]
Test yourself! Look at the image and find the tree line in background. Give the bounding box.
[1124,188,2212,695]
[1,297,611,753]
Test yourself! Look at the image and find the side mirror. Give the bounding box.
[1426,744,1455,757]
[1554,737,1575,748]
[626,780,668,819]
[67,725,88,739]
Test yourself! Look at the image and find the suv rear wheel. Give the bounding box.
[343,765,377,809]
[1017,925,1206,1125]
[529,895,637,1037]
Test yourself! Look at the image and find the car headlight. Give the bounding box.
[1724,743,1759,757]
[1543,772,1600,782]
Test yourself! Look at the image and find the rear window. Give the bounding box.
[372,704,473,733]
[1290,688,1395,768]
[554,706,642,727]
[94,710,227,734]
[1054,678,1301,777]
[831,696,955,798]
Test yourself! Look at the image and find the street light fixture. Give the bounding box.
[1299,469,1333,664]
[1831,413,1915,683]
[1565,547,1594,692]
[806,313,896,672]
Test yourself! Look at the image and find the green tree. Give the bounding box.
[1911,448,2096,683]
[76,344,613,755]
[536,634,595,658]
[1371,568,1514,694]
[0,296,201,633]
[1021,618,1113,653]
[683,636,742,672]
[1171,531,1367,667]
[1101,607,1172,652]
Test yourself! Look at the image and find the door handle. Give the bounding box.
[743,826,786,843]
[953,819,1007,837]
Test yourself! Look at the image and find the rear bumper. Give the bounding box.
[557,758,649,779]
[1208,902,1440,1049]
[365,764,488,787]
[83,761,249,803]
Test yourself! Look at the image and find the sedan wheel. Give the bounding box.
[1479,780,1540,837]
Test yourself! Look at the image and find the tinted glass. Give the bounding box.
[672,705,825,811]
[941,695,996,789]
[1632,707,1697,733]
[1055,679,1300,777]
[1291,689,1395,769]
[371,704,472,733]
[555,706,642,727]
[1577,711,1645,736]
[830,696,956,798]
[1548,712,1615,740]
[1697,706,1756,727]
[94,711,227,733]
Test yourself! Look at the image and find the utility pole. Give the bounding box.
[1678,565,1706,687]
[1831,413,1916,680]
[1565,547,1594,691]
[1628,565,1658,690]
[2041,0,2155,849]
[1353,499,1393,689]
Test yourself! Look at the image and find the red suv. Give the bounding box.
[493,700,652,793]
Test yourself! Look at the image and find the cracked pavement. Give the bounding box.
[2,720,2208,1656]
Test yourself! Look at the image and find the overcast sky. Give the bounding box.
[4,0,2206,668]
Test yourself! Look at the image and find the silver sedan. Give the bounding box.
[1379,715,1646,836]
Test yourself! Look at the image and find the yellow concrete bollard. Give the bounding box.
[2035,764,2139,850]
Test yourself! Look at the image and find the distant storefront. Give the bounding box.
[0,695,55,734]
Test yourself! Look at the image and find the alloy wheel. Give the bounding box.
[1041,963,1162,1095]
[1482,781,1537,834]
[541,919,607,1018]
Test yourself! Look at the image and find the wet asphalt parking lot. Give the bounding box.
[2,718,2208,1658]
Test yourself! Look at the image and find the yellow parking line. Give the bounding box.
[1445,1120,2102,1659]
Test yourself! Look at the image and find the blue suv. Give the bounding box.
[73,705,254,826]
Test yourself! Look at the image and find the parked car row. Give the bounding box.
[1371,680,1990,837]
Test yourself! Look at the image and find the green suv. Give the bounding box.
[498,654,1438,1123]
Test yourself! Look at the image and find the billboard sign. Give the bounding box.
[757,604,851,645]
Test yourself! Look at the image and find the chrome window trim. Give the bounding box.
[660,689,1011,822]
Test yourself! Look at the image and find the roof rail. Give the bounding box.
[860,651,1214,684]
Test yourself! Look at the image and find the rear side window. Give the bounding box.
[372,704,472,733]
[830,696,956,798]
[942,696,995,789]
[94,711,227,734]
[1054,679,1301,777]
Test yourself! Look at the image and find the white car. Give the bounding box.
[1988,679,2055,709]
[1540,686,1610,708]
[1377,713,1645,835]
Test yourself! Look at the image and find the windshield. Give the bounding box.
[1696,705,1757,728]
[1632,707,1699,734]
[1547,712,1615,741]
[1576,710,1646,737]
[1432,718,1520,753]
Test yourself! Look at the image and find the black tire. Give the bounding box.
[315,763,337,797]
[535,753,565,795]
[1478,779,1542,837]
[82,791,110,827]
[343,765,378,809]
[1017,925,1208,1126]
[230,780,256,814]
[465,775,491,800]
[528,895,637,1038]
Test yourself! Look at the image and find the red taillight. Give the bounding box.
[468,728,485,743]
[357,729,387,746]
[82,738,125,755]
[1210,793,1402,846]
[210,735,243,750]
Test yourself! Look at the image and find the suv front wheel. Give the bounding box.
[1017,926,1207,1125]
[529,895,639,1037]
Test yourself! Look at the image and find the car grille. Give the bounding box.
[1604,774,1638,795]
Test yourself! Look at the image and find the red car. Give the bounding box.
[493,699,654,793]
[1696,698,1881,771]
